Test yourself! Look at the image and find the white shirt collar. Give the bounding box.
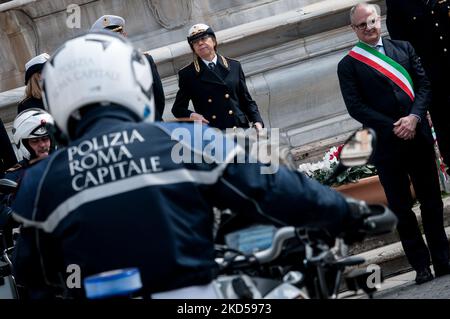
[202,55,218,67]
[375,37,383,48]
[362,37,383,48]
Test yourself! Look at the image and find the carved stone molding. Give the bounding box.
[146,0,192,29]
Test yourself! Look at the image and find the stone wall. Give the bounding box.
[0,0,385,158]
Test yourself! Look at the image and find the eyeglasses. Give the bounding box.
[352,16,380,30]
[191,35,212,46]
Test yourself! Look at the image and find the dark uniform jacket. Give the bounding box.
[17,97,45,114]
[11,108,350,298]
[0,160,31,241]
[337,38,433,163]
[0,119,17,173]
[172,55,264,130]
[386,0,450,88]
[144,54,165,121]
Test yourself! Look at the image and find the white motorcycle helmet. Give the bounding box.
[12,108,55,160]
[41,32,154,138]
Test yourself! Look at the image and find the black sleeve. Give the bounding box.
[407,42,431,120]
[337,59,395,131]
[237,63,264,126]
[145,55,165,121]
[206,160,351,239]
[172,71,194,119]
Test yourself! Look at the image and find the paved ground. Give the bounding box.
[342,269,450,299]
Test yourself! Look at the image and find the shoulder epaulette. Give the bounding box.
[219,55,230,70]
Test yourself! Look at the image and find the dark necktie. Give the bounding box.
[208,62,215,70]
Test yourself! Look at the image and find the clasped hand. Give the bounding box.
[393,115,418,140]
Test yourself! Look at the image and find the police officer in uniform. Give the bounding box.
[1,109,54,242]
[386,0,450,169]
[10,33,372,299]
[91,15,166,121]
[172,24,264,131]
[17,53,50,114]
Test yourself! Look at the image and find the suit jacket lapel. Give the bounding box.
[382,38,395,60]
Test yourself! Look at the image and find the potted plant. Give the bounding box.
[298,145,388,204]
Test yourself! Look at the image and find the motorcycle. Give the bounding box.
[82,128,397,300]
[212,128,398,299]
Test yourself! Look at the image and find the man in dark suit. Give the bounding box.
[386,0,450,172]
[90,15,166,121]
[338,3,450,284]
[172,24,264,131]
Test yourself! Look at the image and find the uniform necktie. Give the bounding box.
[208,62,215,70]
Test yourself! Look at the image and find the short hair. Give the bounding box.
[350,3,381,24]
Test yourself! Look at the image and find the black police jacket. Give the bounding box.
[172,55,264,130]
[11,108,349,298]
[17,97,45,114]
[145,54,166,121]
[386,0,450,87]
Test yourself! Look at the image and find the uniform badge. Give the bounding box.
[102,17,110,27]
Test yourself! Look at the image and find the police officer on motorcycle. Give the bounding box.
[11,32,372,299]
[1,109,54,231]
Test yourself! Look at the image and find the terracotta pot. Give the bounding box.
[333,175,388,205]
[333,175,416,205]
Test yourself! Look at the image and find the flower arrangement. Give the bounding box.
[298,144,377,186]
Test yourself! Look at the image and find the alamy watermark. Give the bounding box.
[366,264,382,289]
[169,123,282,175]
[66,4,81,29]
[66,264,81,289]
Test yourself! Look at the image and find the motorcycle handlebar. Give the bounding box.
[215,227,296,267]
[216,204,397,268]
[252,226,296,264]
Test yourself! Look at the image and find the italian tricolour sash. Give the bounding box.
[349,41,415,102]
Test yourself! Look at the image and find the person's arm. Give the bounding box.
[10,161,58,298]
[337,60,395,131]
[408,42,431,120]
[145,54,165,121]
[392,42,432,140]
[193,130,351,239]
[172,71,194,119]
[237,63,264,127]
[209,161,351,239]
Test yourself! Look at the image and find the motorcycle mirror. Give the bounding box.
[339,128,376,167]
[0,179,18,194]
[323,128,376,186]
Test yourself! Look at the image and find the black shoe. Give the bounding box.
[415,267,434,284]
[434,262,450,277]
